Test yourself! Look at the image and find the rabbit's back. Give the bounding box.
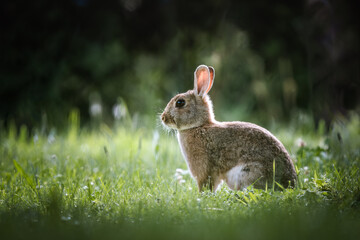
[205,122,289,164]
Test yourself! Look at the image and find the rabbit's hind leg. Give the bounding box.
[197,174,223,192]
[225,163,265,190]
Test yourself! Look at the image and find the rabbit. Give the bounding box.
[161,65,297,192]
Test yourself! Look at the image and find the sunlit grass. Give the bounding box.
[0,112,359,239]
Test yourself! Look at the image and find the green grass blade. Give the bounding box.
[272,159,276,191]
[13,160,37,193]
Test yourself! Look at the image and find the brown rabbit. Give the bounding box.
[161,65,297,192]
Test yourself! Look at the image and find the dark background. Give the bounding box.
[1,0,359,129]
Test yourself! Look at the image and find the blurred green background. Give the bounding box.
[1,0,359,128]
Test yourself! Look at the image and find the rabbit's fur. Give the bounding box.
[161,65,297,192]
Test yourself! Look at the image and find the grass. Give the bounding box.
[1,112,360,240]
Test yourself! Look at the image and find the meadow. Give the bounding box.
[1,111,359,240]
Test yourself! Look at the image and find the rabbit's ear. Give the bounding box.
[194,65,214,96]
[208,66,215,91]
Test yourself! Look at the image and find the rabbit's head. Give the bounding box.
[161,65,216,131]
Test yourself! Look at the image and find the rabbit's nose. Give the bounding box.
[161,113,166,122]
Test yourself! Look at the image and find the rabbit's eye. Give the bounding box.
[175,99,185,108]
